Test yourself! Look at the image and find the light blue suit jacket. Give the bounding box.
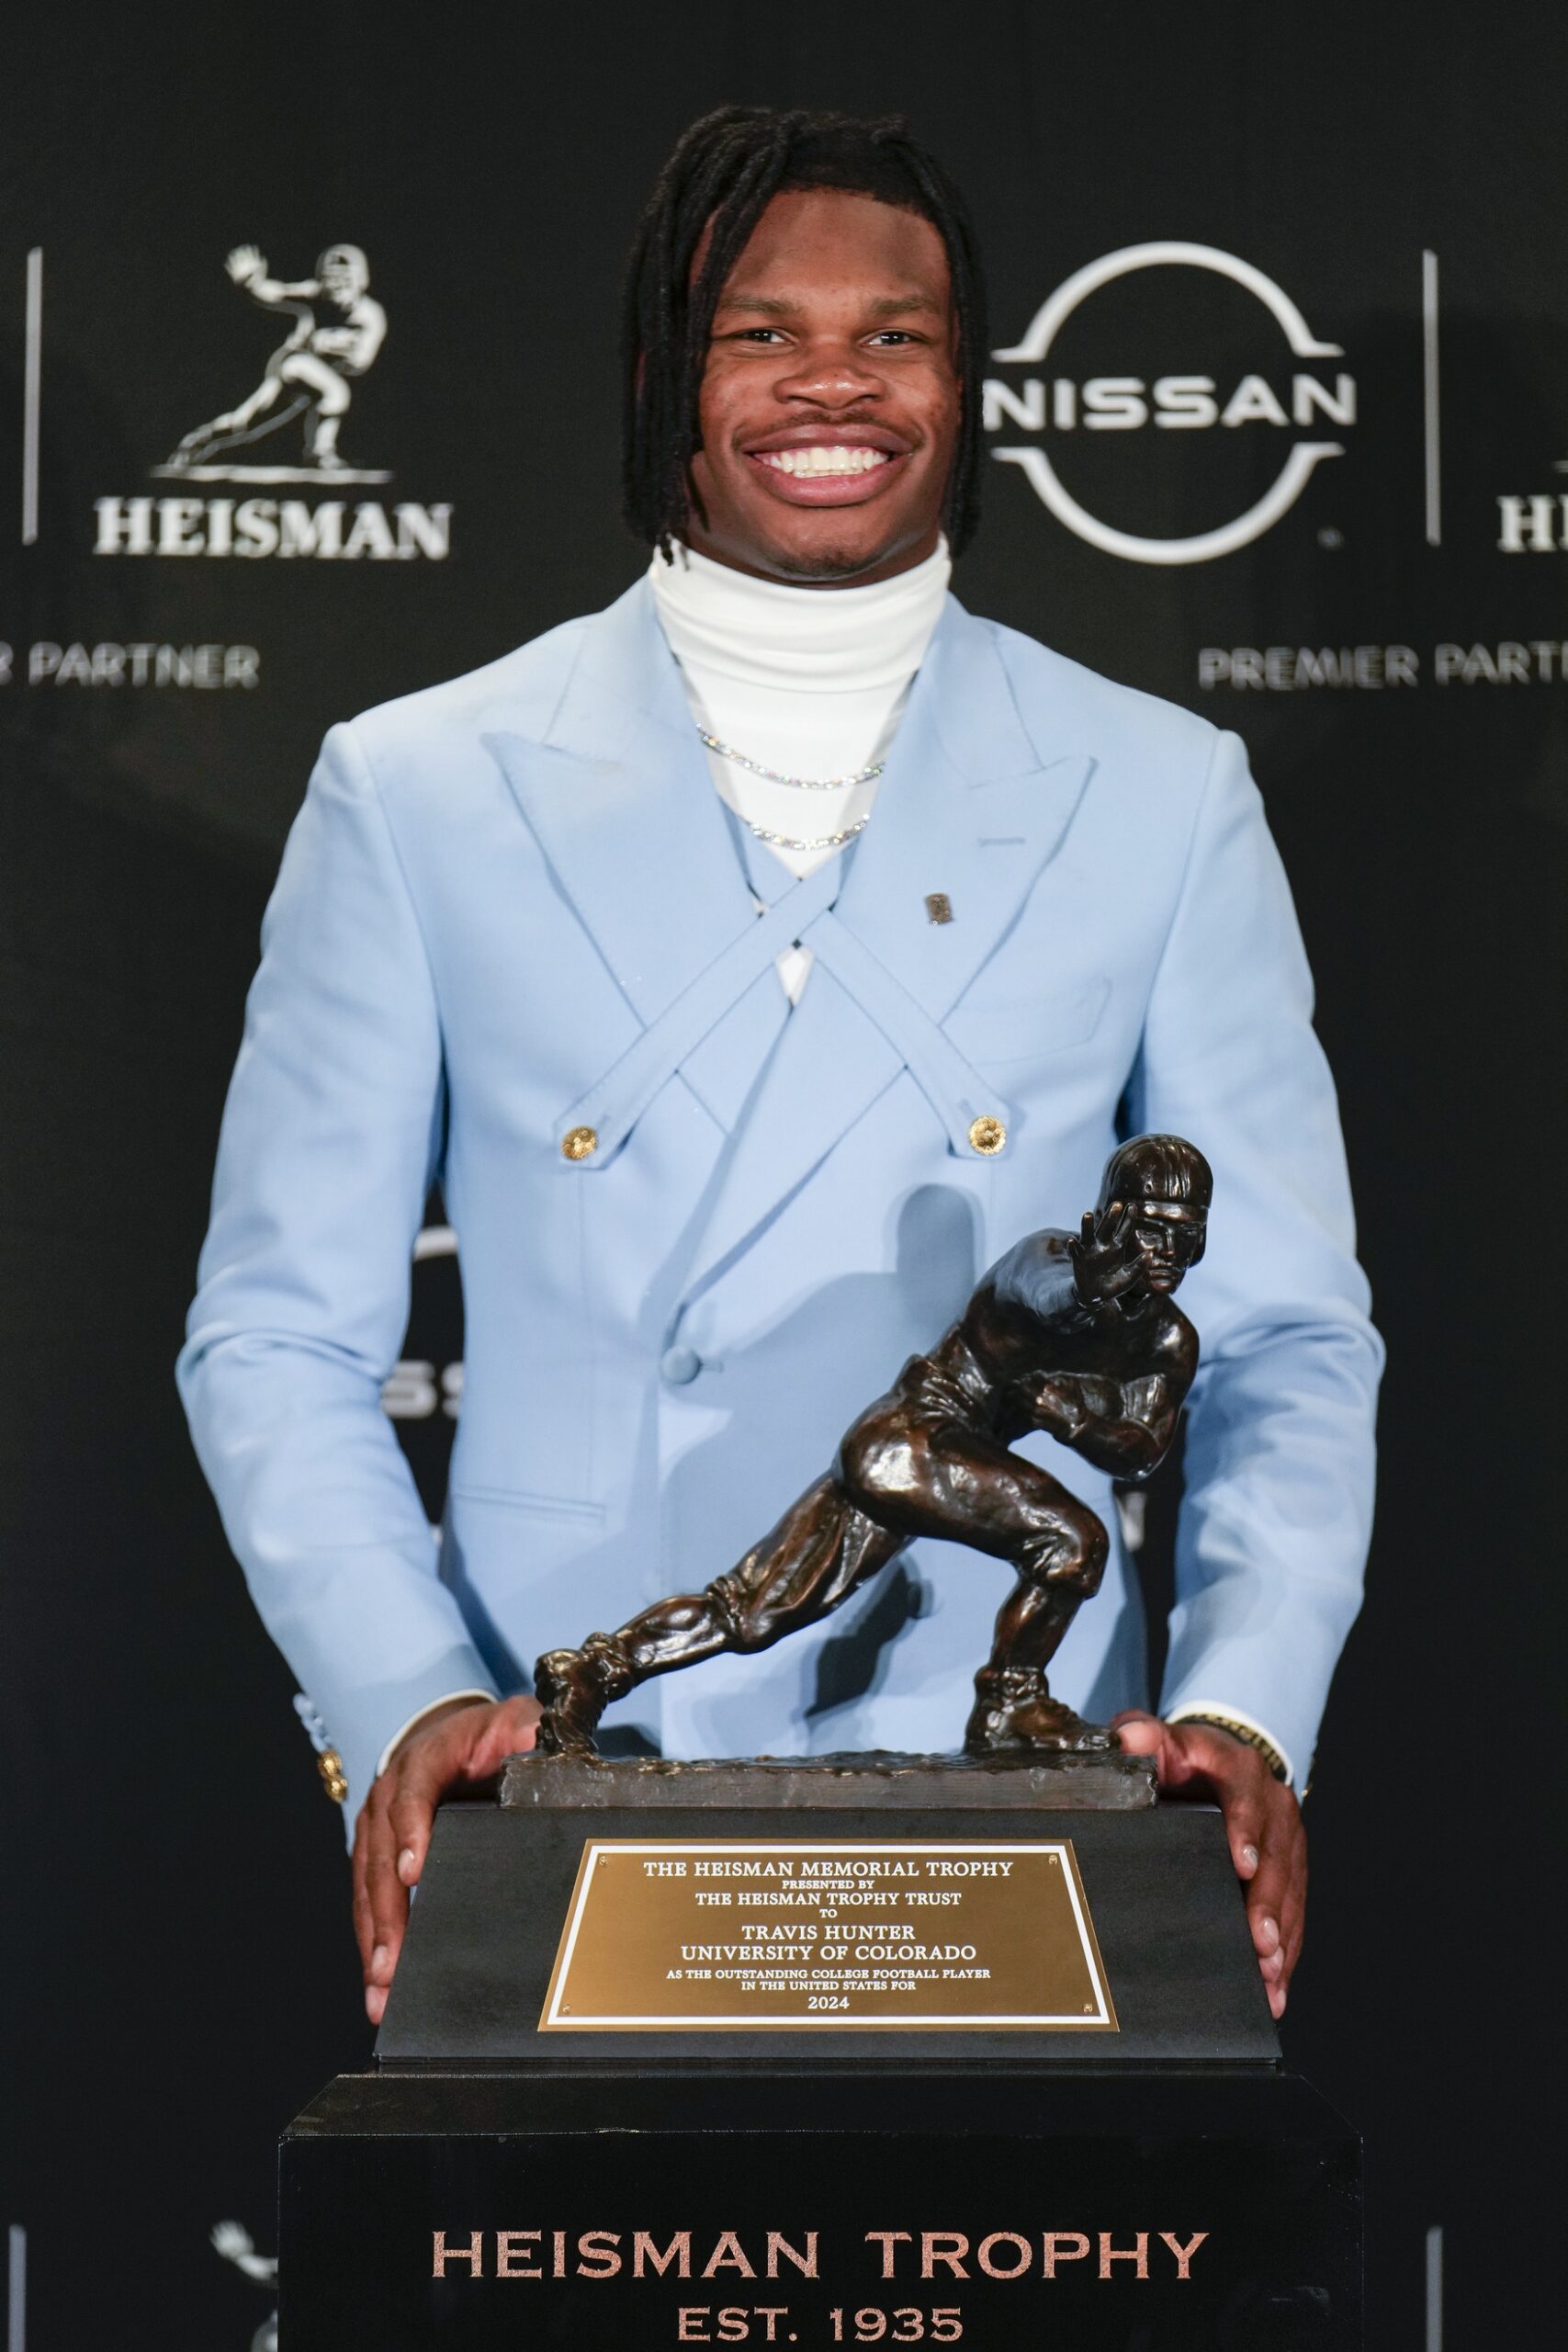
[178,580,1382,1816]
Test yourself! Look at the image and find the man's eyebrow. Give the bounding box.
[713,289,943,319]
[713,294,796,317]
[866,291,943,317]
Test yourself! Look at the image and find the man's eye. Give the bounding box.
[871,331,919,345]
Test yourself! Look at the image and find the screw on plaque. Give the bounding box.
[925,892,953,924]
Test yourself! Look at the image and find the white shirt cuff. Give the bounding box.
[1164,1701,1296,1789]
[375,1689,496,1781]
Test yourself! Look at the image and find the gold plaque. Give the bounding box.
[539,1839,1116,2032]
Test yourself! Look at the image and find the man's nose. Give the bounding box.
[773,343,886,405]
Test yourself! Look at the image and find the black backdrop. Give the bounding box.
[3,10,1562,2346]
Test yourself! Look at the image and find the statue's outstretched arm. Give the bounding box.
[224,245,320,307]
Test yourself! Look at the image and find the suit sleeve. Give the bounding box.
[1128,728,1382,1786]
[176,723,499,1819]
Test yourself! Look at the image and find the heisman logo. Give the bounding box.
[162,243,389,484]
[984,243,1355,566]
[94,243,450,560]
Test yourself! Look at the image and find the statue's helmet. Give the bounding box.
[317,243,369,297]
[1097,1134,1213,1211]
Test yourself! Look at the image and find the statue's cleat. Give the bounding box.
[964,1666,1114,1756]
[534,1634,635,1758]
[534,1649,604,1756]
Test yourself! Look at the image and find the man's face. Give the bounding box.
[1126,1197,1207,1295]
[683,187,961,586]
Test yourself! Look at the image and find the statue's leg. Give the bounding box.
[965,1481,1111,1751]
[536,1477,901,1756]
[839,1402,1111,1753]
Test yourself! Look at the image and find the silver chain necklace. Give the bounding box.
[743,813,872,854]
[695,727,886,793]
[696,724,880,854]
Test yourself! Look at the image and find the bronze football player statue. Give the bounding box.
[536,1135,1211,1759]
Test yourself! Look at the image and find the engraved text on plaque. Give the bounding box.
[539,1840,1116,2031]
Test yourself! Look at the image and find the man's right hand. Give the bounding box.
[352,1694,541,2023]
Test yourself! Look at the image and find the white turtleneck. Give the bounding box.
[650,538,951,1000]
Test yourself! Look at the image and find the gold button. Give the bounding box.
[561,1125,598,1161]
[317,1748,347,1804]
[967,1114,1007,1157]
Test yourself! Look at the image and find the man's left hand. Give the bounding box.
[1111,1711,1305,2018]
[353,1694,541,2025]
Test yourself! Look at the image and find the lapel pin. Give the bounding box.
[925,892,953,925]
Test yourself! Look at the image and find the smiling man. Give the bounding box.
[179,108,1381,2032]
[678,183,962,584]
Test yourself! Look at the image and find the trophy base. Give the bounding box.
[281,2069,1361,2347]
[279,1785,1359,2345]
[378,1785,1267,2069]
[501,1746,1156,1811]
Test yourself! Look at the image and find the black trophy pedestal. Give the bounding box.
[278,1758,1360,2346]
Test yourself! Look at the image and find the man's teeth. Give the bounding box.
[758,447,893,477]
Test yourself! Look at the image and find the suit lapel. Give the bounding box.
[485,582,1097,1289]
[485,582,784,1136]
[831,597,1095,1020]
[486,581,755,1023]
[682,600,1095,1294]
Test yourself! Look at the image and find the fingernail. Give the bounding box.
[370,1943,389,1978]
[1240,1843,1259,1872]
[365,1984,383,2022]
[1258,1916,1280,1951]
[397,1847,417,1882]
[1269,1985,1286,2019]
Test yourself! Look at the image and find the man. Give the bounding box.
[171,243,386,473]
[536,1135,1210,1759]
[179,108,1381,2031]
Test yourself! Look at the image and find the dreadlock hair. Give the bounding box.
[622,106,988,562]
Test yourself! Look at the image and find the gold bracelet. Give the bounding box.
[1172,1711,1290,1783]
